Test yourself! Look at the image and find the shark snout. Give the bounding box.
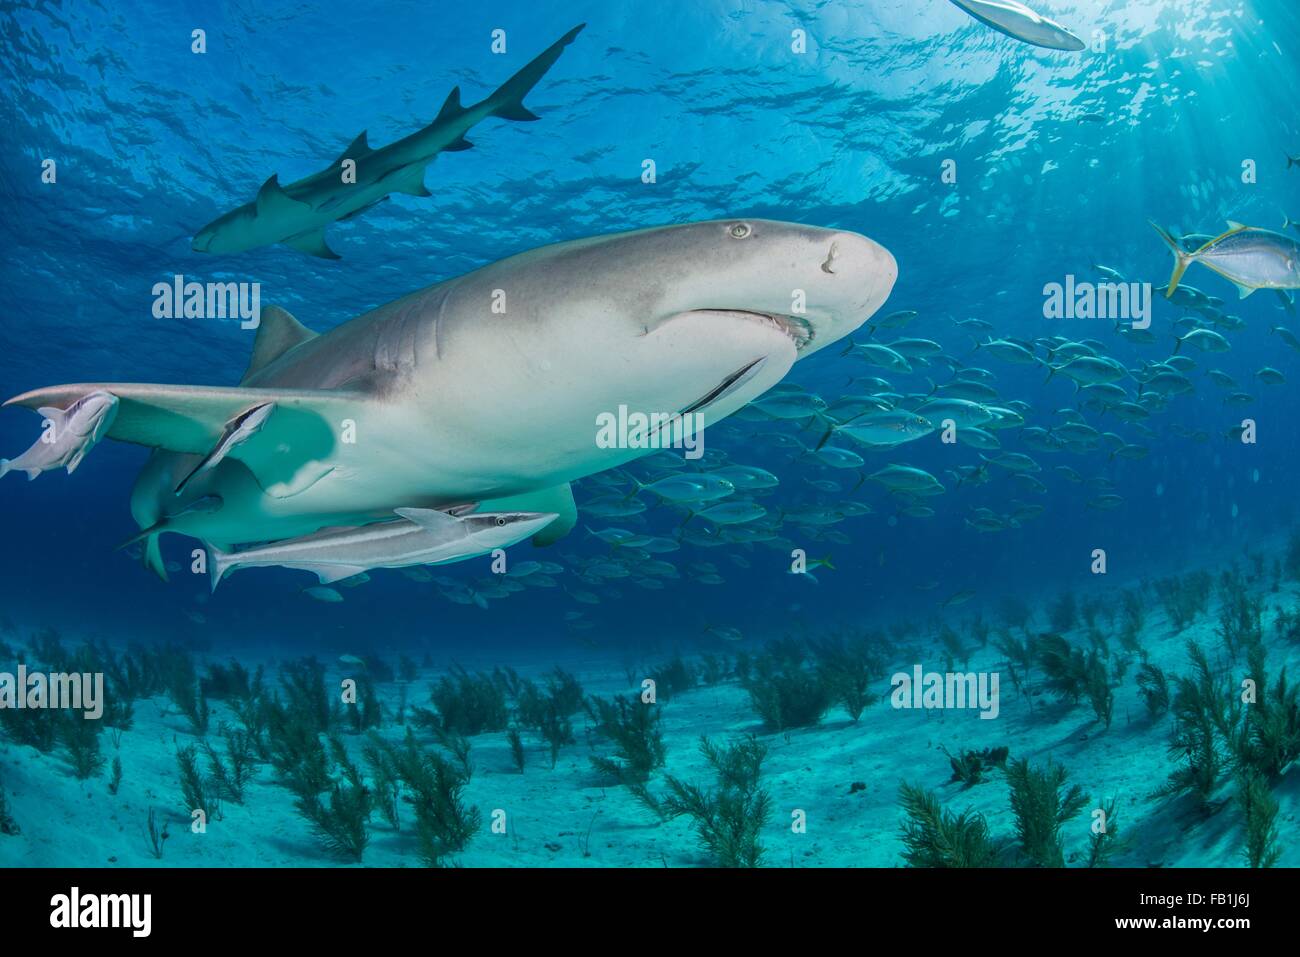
[823,230,896,300]
[796,229,898,355]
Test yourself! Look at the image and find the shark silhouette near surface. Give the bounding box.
[191,23,585,259]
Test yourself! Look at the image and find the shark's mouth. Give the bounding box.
[693,309,815,352]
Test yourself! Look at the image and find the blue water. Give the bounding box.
[1,0,1298,868]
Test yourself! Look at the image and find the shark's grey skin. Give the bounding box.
[0,390,118,480]
[191,24,584,259]
[175,402,273,494]
[5,218,897,580]
[949,0,1085,51]
[207,508,557,591]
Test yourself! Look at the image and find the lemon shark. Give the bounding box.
[191,24,585,259]
[4,219,897,580]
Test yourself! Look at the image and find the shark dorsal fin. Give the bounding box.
[240,306,318,384]
[336,131,372,164]
[255,174,309,217]
[435,87,463,123]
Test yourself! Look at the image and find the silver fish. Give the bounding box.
[207,508,556,591]
[0,390,118,480]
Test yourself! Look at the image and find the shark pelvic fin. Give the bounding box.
[382,165,432,197]
[241,306,318,384]
[144,532,168,582]
[445,136,474,152]
[255,174,310,218]
[282,227,340,259]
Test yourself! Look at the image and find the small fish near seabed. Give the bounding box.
[191,25,586,258]
[206,508,558,591]
[948,0,1085,52]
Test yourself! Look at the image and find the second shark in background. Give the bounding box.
[191,23,585,259]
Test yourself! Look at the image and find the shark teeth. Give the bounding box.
[720,310,814,351]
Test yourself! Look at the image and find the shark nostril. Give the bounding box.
[821,241,839,274]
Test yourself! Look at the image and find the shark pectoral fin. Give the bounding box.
[282,228,340,259]
[477,484,576,546]
[255,174,310,218]
[383,165,432,197]
[5,385,368,486]
[445,136,473,152]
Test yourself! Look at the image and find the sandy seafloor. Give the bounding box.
[1,564,1297,870]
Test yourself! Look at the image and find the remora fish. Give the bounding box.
[948,0,1085,52]
[0,390,117,480]
[5,219,897,580]
[206,508,557,591]
[175,402,274,494]
[1151,221,1300,299]
[191,25,585,258]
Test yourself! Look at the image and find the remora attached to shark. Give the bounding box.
[191,24,585,259]
[4,218,897,581]
[207,508,559,591]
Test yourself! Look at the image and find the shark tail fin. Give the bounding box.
[487,23,585,122]
[144,533,168,582]
[1149,221,1194,296]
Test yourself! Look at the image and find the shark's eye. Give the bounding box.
[496,517,507,526]
[729,223,752,239]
